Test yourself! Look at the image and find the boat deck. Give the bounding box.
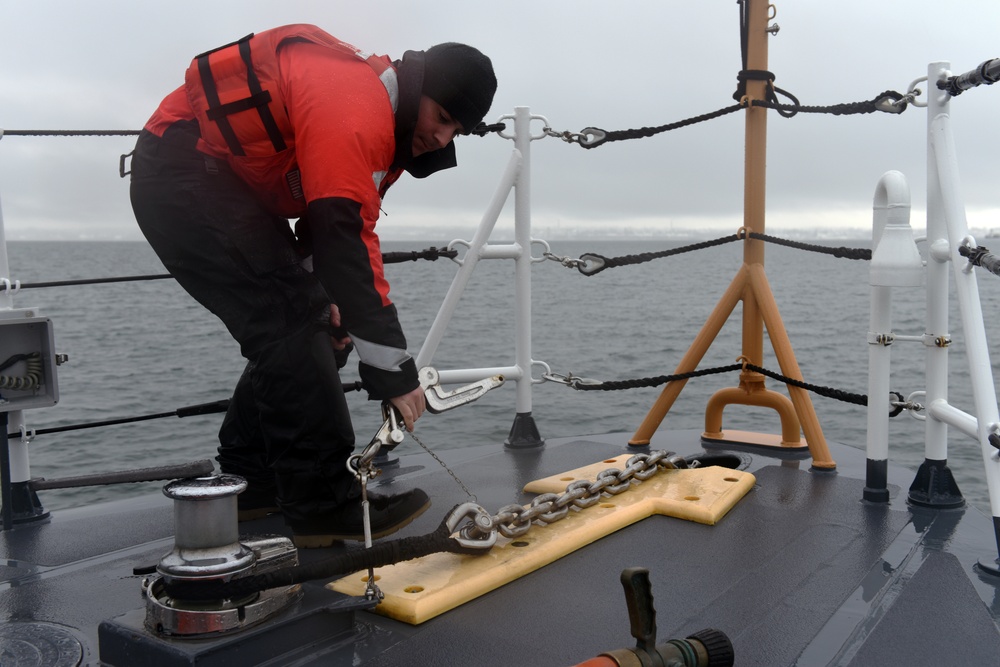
[2,430,999,666]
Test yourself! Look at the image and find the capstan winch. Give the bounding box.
[143,475,300,637]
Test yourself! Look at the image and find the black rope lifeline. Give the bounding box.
[6,399,231,440]
[567,84,905,149]
[565,2,906,150]
[743,362,868,406]
[19,273,173,289]
[574,231,870,276]
[578,234,741,275]
[566,361,872,409]
[571,363,742,391]
[160,509,480,602]
[745,231,872,260]
[749,90,906,118]
[580,104,744,149]
[4,384,365,440]
[17,246,458,289]
[1,130,141,137]
[1,126,513,140]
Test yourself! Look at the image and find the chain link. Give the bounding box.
[403,434,690,548]
[481,450,687,539]
[542,251,588,269]
[541,126,607,147]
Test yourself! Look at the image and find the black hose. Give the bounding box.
[162,507,475,601]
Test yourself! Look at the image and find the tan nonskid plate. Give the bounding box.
[328,455,756,624]
[701,429,809,451]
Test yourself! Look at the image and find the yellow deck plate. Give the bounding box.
[328,455,756,624]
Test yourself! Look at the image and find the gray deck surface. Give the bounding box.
[1,432,998,666]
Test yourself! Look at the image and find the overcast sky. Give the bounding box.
[1,0,999,240]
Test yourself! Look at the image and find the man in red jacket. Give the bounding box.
[130,25,496,547]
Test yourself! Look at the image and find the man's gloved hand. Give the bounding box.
[328,304,353,368]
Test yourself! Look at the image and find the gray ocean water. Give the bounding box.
[6,238,1000,515]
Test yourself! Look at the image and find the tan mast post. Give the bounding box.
[630,0,835,469]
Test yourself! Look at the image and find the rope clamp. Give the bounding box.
[542,372,601,389]
[446,502,497,551]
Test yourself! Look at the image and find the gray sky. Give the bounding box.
[1,0,999,240]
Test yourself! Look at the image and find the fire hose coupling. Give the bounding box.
[571,568,734,667]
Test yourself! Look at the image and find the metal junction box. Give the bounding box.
[0,308,58,412]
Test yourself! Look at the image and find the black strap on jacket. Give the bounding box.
[196,33,287,156]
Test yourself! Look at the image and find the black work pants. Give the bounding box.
[129,129,357,523]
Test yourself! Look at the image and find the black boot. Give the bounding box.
[288,487,431,548]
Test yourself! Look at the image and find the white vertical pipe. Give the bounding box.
[512,107,533,414]
[0,195,30,485]
[924,62,951,464]
[928,62,1000,519]
[0,194,13,310]
[866,285,892,461]
[866,170,919,502]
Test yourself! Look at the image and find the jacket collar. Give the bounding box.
[393,50,457,178]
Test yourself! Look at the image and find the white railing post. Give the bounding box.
[413,107,543,448]
[922,61,1000,570]
[0,193,47,528]
[865,171,922,502]
[921,62,956,502]
[506,107,543,447]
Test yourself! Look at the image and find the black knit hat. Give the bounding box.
[422,43,497,133]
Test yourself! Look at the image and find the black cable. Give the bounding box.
[18,247,457,289]
[0,352,36,373]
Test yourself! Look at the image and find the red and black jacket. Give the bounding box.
[145,25,446,399]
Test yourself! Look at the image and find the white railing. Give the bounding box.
[867,62,1000,535]
[414,107,547,444]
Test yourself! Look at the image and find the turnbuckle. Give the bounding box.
[445,502,497,551]
[358,468,383,602]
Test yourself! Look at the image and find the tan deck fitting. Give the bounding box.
[328,455,756,625]
[628,0,836,469]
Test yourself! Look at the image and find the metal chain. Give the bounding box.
[468,450,687,541]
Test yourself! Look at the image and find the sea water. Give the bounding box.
[5,238,1000,515]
